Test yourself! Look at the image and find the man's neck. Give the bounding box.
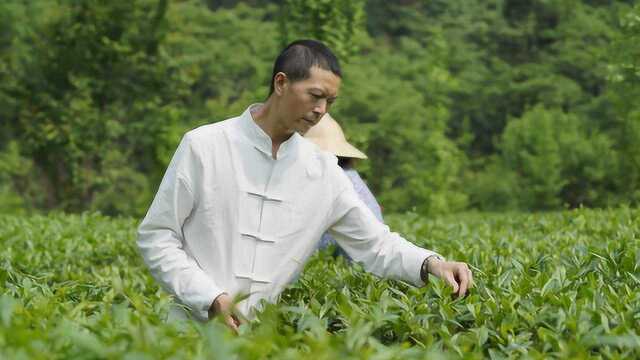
[251,100,293,159]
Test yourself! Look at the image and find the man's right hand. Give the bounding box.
[427,258,473,299]
[208,293,243,332]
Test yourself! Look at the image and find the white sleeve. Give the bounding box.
[136,134,224,321]
[327,172,440,287]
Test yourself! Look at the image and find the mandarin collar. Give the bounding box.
[239,103,300,160]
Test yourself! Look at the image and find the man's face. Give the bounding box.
[277,66,341,135]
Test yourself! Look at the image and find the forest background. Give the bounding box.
[1,0,639,218]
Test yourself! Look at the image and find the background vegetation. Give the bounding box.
[1,0,638,217]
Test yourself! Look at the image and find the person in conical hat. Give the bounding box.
[303,113,368,160]
[303,113,383,257]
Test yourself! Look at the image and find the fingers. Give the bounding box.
[210,297,242,333]
[444,272,459,294]
[456,266,470,298]
[225,314,239,333]
[223,308,245,333]
[232,313,244,326]
[440,262,474,299]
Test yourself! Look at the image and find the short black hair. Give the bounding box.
[269,39,342,95]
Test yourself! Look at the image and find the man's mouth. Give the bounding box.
[302,118,316,126]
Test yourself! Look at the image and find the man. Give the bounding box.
[137,39,472,332]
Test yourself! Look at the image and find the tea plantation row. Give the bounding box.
[0,208,638,359]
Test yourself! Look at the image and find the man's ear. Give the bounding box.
[273,72,288,96]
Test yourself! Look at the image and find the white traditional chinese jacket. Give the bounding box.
[137,104,438,321]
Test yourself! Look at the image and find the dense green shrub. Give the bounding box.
[0,142,34,215]
[500,106,566,209]
[465,158,520,211]
[499,106,616,210]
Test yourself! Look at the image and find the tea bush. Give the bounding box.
[1,208,638,358]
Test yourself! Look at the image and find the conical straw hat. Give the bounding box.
[304,113,367,159]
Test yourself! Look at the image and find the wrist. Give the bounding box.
[208,292,228,318]
[421,254,444,282]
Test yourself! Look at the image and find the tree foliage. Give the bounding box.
[279,0,367,61]
[0,0,638,216]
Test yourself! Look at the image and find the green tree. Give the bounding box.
[4,0,181,215]
[499,106,615,210]
[279,0,368,61]
[333,37,468,215]
[607,4,640,205]
[162,1,279,126]
[1,0,637,215]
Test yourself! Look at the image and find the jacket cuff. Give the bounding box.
[188,282,226,321]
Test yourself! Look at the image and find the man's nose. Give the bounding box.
[313,99,327,115]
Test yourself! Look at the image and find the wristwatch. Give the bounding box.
[420,254,444,283]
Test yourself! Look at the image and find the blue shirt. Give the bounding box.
[318,168,383,251]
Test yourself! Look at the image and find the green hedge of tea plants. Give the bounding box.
[1,208,639,358]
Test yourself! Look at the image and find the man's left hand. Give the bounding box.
[427,258,473,298]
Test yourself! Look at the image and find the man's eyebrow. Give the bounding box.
[310,87,338,100]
